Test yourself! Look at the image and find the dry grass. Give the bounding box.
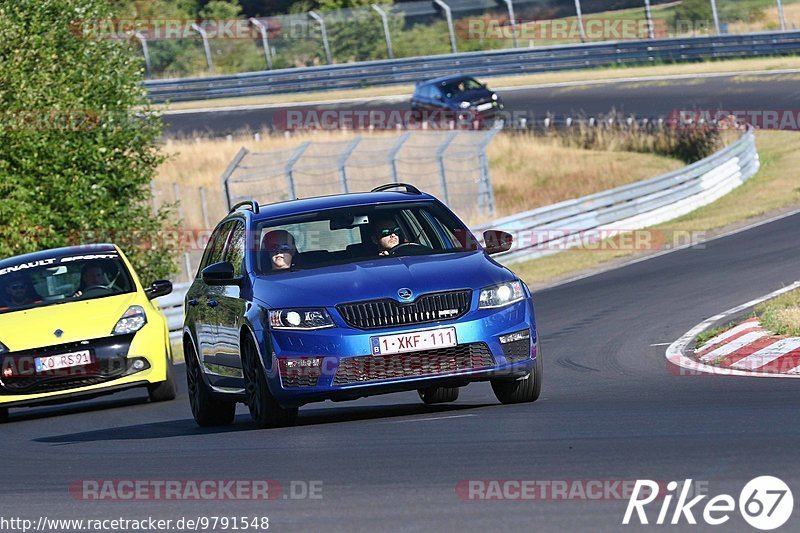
[728,2,800,33]
[155,56,800,112]
[155,129,682,224]
[755,288,800,336]
[513,130,800,288]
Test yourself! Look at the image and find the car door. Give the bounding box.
[192,221,233,365]
[206,219,247,390]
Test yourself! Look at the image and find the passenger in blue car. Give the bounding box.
[262,230,297,270]
[371,217,402,256]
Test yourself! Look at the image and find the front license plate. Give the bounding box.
[35,350,92,373]
[370,327,457,355]
[476,102,494,111]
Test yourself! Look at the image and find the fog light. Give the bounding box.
[284,357,321,368]
[132,359,145,370]
[499,330,530,344]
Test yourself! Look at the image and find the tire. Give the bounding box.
[148,356,177,402]
[491,347,543,405]
[185,342,236,427]
[418,386,459,405]
[241,336,298,429]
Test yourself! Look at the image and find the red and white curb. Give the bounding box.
[666,281,800,378]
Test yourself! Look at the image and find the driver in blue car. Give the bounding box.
[262,229,297,270]
[371,217,403,256]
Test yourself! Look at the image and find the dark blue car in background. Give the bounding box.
[410,75,504,125]
[183,183,541,428]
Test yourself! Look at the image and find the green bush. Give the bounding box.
[0,0,175,283]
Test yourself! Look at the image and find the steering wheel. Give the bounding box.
[389,243,431,256]
[78,284,114,296]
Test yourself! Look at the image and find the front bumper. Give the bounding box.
[265,298,537,405]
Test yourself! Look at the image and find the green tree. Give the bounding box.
[0,0,175,282]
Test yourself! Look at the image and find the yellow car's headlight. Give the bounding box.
[112,306,147,335]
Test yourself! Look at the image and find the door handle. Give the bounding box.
[206,299,219,308]
[188,299,199,307]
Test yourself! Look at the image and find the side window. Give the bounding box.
[224,221,246,278]
[204,221,233,271]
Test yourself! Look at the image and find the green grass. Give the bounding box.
[755,288,800,336]
[695,325,730,349]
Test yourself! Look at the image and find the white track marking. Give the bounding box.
[697,331,768,362]
[391,414,476,423]
[730,338,800,370]
[697,319,760,351]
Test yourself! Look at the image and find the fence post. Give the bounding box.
[132,31,152,78]
[573,0,587,42]
[388,132,410,183]
[478,125,501,217]
[709,0,721,34]
[149,181,158,215]
[219,147,249,211]
[432,0,457,54]
[183,253,193,283]
[172,183,183,220]
[338,137,362,193]
[199,187,210,228]
[502,0,518,48]
[777,0,786,30]
[191,23,214,72]
[371,4,394,59]
[285,142,311,200]
[436,131,458,205]
[249,18,273,70]
[309,11,333,64]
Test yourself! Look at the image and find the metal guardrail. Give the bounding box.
[160,127,759,336]
[473,126,760,264]
[145,31,800,103]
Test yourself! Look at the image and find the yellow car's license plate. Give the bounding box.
[35,350,92,373]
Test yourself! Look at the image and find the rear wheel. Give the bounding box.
[418,386,459,405]
[148,356,177,402]
[241,336,297,429]
[491,347,543,405]
[185,342,236,427]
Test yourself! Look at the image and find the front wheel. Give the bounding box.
[242,337,298,429]
[418,386,459,404]
[148,356,177,402]
[185,342,236,427]
[491,346,543,404]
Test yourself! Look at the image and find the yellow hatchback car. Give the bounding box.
[0,244,177,421]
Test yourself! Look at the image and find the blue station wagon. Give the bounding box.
[183,184,541,428]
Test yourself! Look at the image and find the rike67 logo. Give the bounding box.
[623,477,793,530]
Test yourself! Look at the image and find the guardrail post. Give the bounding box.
[388,132,410,183]
[573,0,587,42]
[191,23,214,72]
[501,0,519,48]
[643,0,655,39]
[285,142,311,200]
[131,31,152,79]
[777,0,787,30]
[709,0,721,34]
[219,147,249,210]
[436,131,458,205]
[249,18,273,70]
[478,125,501,217]
[337,137,361,194]
[309,11,333,64]
[433,0,457,54]
[371,4,395,59]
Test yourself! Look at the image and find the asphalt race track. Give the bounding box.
[163,72,800,138]
[4,210,800,531]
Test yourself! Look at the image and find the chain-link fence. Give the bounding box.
[221,128,499,219]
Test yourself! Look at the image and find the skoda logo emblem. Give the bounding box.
[398,288,413,301]
[54,329,63,338]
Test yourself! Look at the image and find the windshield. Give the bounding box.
[442,78,483,99]
[254,203,478,275]
[0,251,135,314]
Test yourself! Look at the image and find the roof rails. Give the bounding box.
[371,183,422,195]
[229,200,259,214]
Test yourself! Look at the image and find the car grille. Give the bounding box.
[337,290,472,330]
[2,375,115,394]
[278,361,322,389]
[333,342,495,385]
[502,338,532,363]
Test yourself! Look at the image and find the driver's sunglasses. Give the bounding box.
[269,244,295,253]
[378,226,401,238]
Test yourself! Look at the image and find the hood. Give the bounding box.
[252,251,513,309]
[0,292,141,352]
[451,88,495,104]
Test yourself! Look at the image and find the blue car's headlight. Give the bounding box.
[0,340,8,354]
[269,308,334,330]
[479,281,524,309]
[459,101,471,109]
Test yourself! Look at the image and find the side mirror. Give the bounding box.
[483,230,513,255]
[145,280,173,300]
[202,261,238,286]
